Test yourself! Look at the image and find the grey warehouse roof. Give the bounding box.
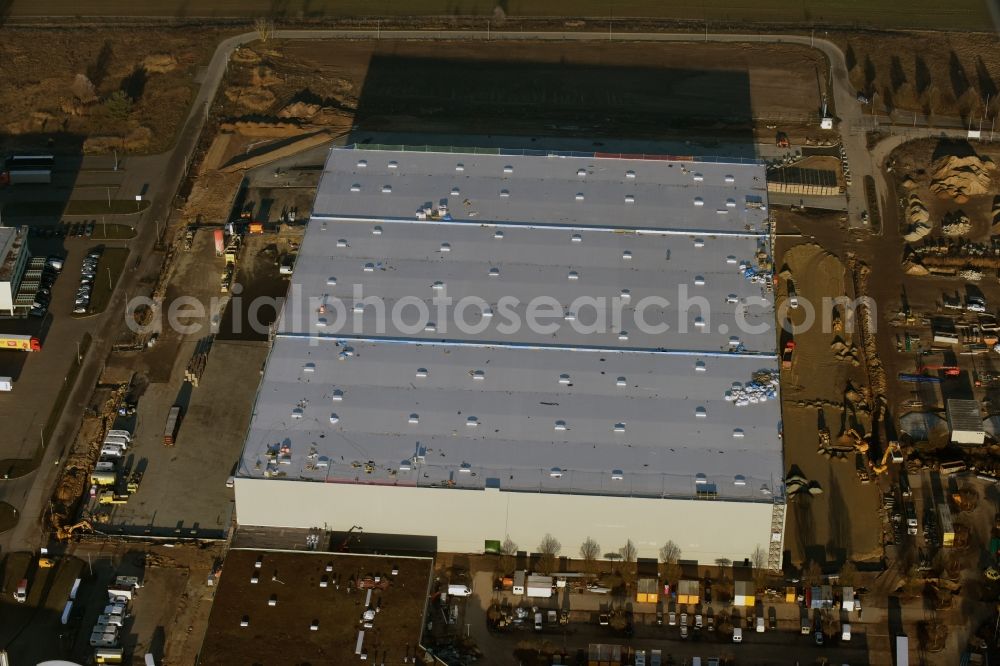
[240,147,783,503]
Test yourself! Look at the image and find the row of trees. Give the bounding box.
[499,534,686,575]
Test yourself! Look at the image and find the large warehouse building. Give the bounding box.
[235,146,785,566]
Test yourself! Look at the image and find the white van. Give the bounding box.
[842,623,851,641]
[98,613,125,627]
[447,584,471,597]
[106,429,132,442]
[100,443,125,458]
[733,627,743,643]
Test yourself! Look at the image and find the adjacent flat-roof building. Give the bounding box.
[946,398,985,445]
[0,226,30,315]
[235,146,785,565]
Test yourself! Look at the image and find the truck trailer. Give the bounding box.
[526,575,553,598]
[0,334,41,352]
[163,405,181,445]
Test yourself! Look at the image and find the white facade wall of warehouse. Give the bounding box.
[234,146,785,564]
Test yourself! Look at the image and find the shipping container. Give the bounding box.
[525,575,553,598]
[0,334,41,352]
[512,570,525,595]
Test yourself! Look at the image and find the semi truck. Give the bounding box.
[163,405,181,445]
[0,334,41,352]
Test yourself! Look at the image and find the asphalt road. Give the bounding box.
[0,26,977,558]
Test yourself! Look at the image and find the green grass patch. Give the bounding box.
[3,199,150,218]
[84,247,129,315]
[89,223,137,240]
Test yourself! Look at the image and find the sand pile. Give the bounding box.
[143,53,178,73]
[930,154,996,200]
[906,193,929,225]
[278,101,321,119]
[225,86,276,112]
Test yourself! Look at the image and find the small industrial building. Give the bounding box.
[235,146,785,565]
[946,398,985,445]
[198,549,433,665]
[766,166,839,196]
[0,226,30,316]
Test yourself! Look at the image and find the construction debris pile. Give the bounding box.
[940,211,972,237]
[930,154,996,202]
[724,370,779,406]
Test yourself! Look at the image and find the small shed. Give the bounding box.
[636,578,659,604]
[677,579,700,605]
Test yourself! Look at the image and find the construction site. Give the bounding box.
[0,15,999,666]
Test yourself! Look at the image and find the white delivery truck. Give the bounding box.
[0,377,12,392]
[447,584,472,597]
[526,575,553,598]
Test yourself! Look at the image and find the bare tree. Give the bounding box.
[499,535,517,573]
[750,546,768,588]
[579,537,600,573]
[803,560,824,587]
[659,540,681,564]
[254,17,274,43]
[537,533,561,574]
[604,552,622,562]
[620,539,637,564]
[839,560,858,588]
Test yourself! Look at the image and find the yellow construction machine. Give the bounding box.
[56,519,93,541]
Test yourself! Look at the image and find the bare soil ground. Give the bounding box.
[773,233,883,566]
[834,31,1000,120]
[0,27,225,154]
[217,40,827,141]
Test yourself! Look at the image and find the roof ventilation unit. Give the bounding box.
[626,170,636,179]
[472,369,485,380]
[440,242,451,252]
[695,406,707,418]
[424,322,437,332]
[725,174,735,183]
[415,368,428,378]
[695,473,708,484]
[624,195,635,204]
[575,193,585,201]
[408,413,420,424]
[381,185,392,193]
[357,159,367,168]
[503,165,513,174]
[554,420,568,431]
[568,271,579,280]
[571,233,582,243]
[613,422,626,433]
[693,173,704,182]
[451,187,460,196]
[611,470,624,480]
[331,390,344,401]
[616,377,627,387]
[622,250,633,260]
[734,475,747,485]
[693,197,705,206]
[363,262,374,272]
[694,276,705,286]
[549,467,563,478]
[694,238,705,248]
[559,374,571,385]
[488,267,500,277]
[733,428,745,438]
[620,289,631,301]
[303,363,316,373]
[329,413,339,424]
[337,239,349,248]
[466,416,479,427]
[694,360,706,372]
[327,277,337,286]
[494,230,505,239]
[387,161,398,169]
[577,169,587,177]
[372,226,383,235]
[500,189,510,198]
[350,184,361,192]
[456,163,465,171]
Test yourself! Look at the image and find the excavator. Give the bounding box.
[56,519,93,541]
[871,441,903,475]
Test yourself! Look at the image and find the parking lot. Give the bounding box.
[429,569,872,666]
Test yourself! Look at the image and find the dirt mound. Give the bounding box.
[143,53,178,73]
[224,86,276,112]
[84,126,152,153]
[903,223,932,242]
[930,154,996,199]
[278,101,321,119]
[251,66,282,88]
[941,211,972,237]
[903,260,930,276]
[231,47,261,64]
[218,120,303,137]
